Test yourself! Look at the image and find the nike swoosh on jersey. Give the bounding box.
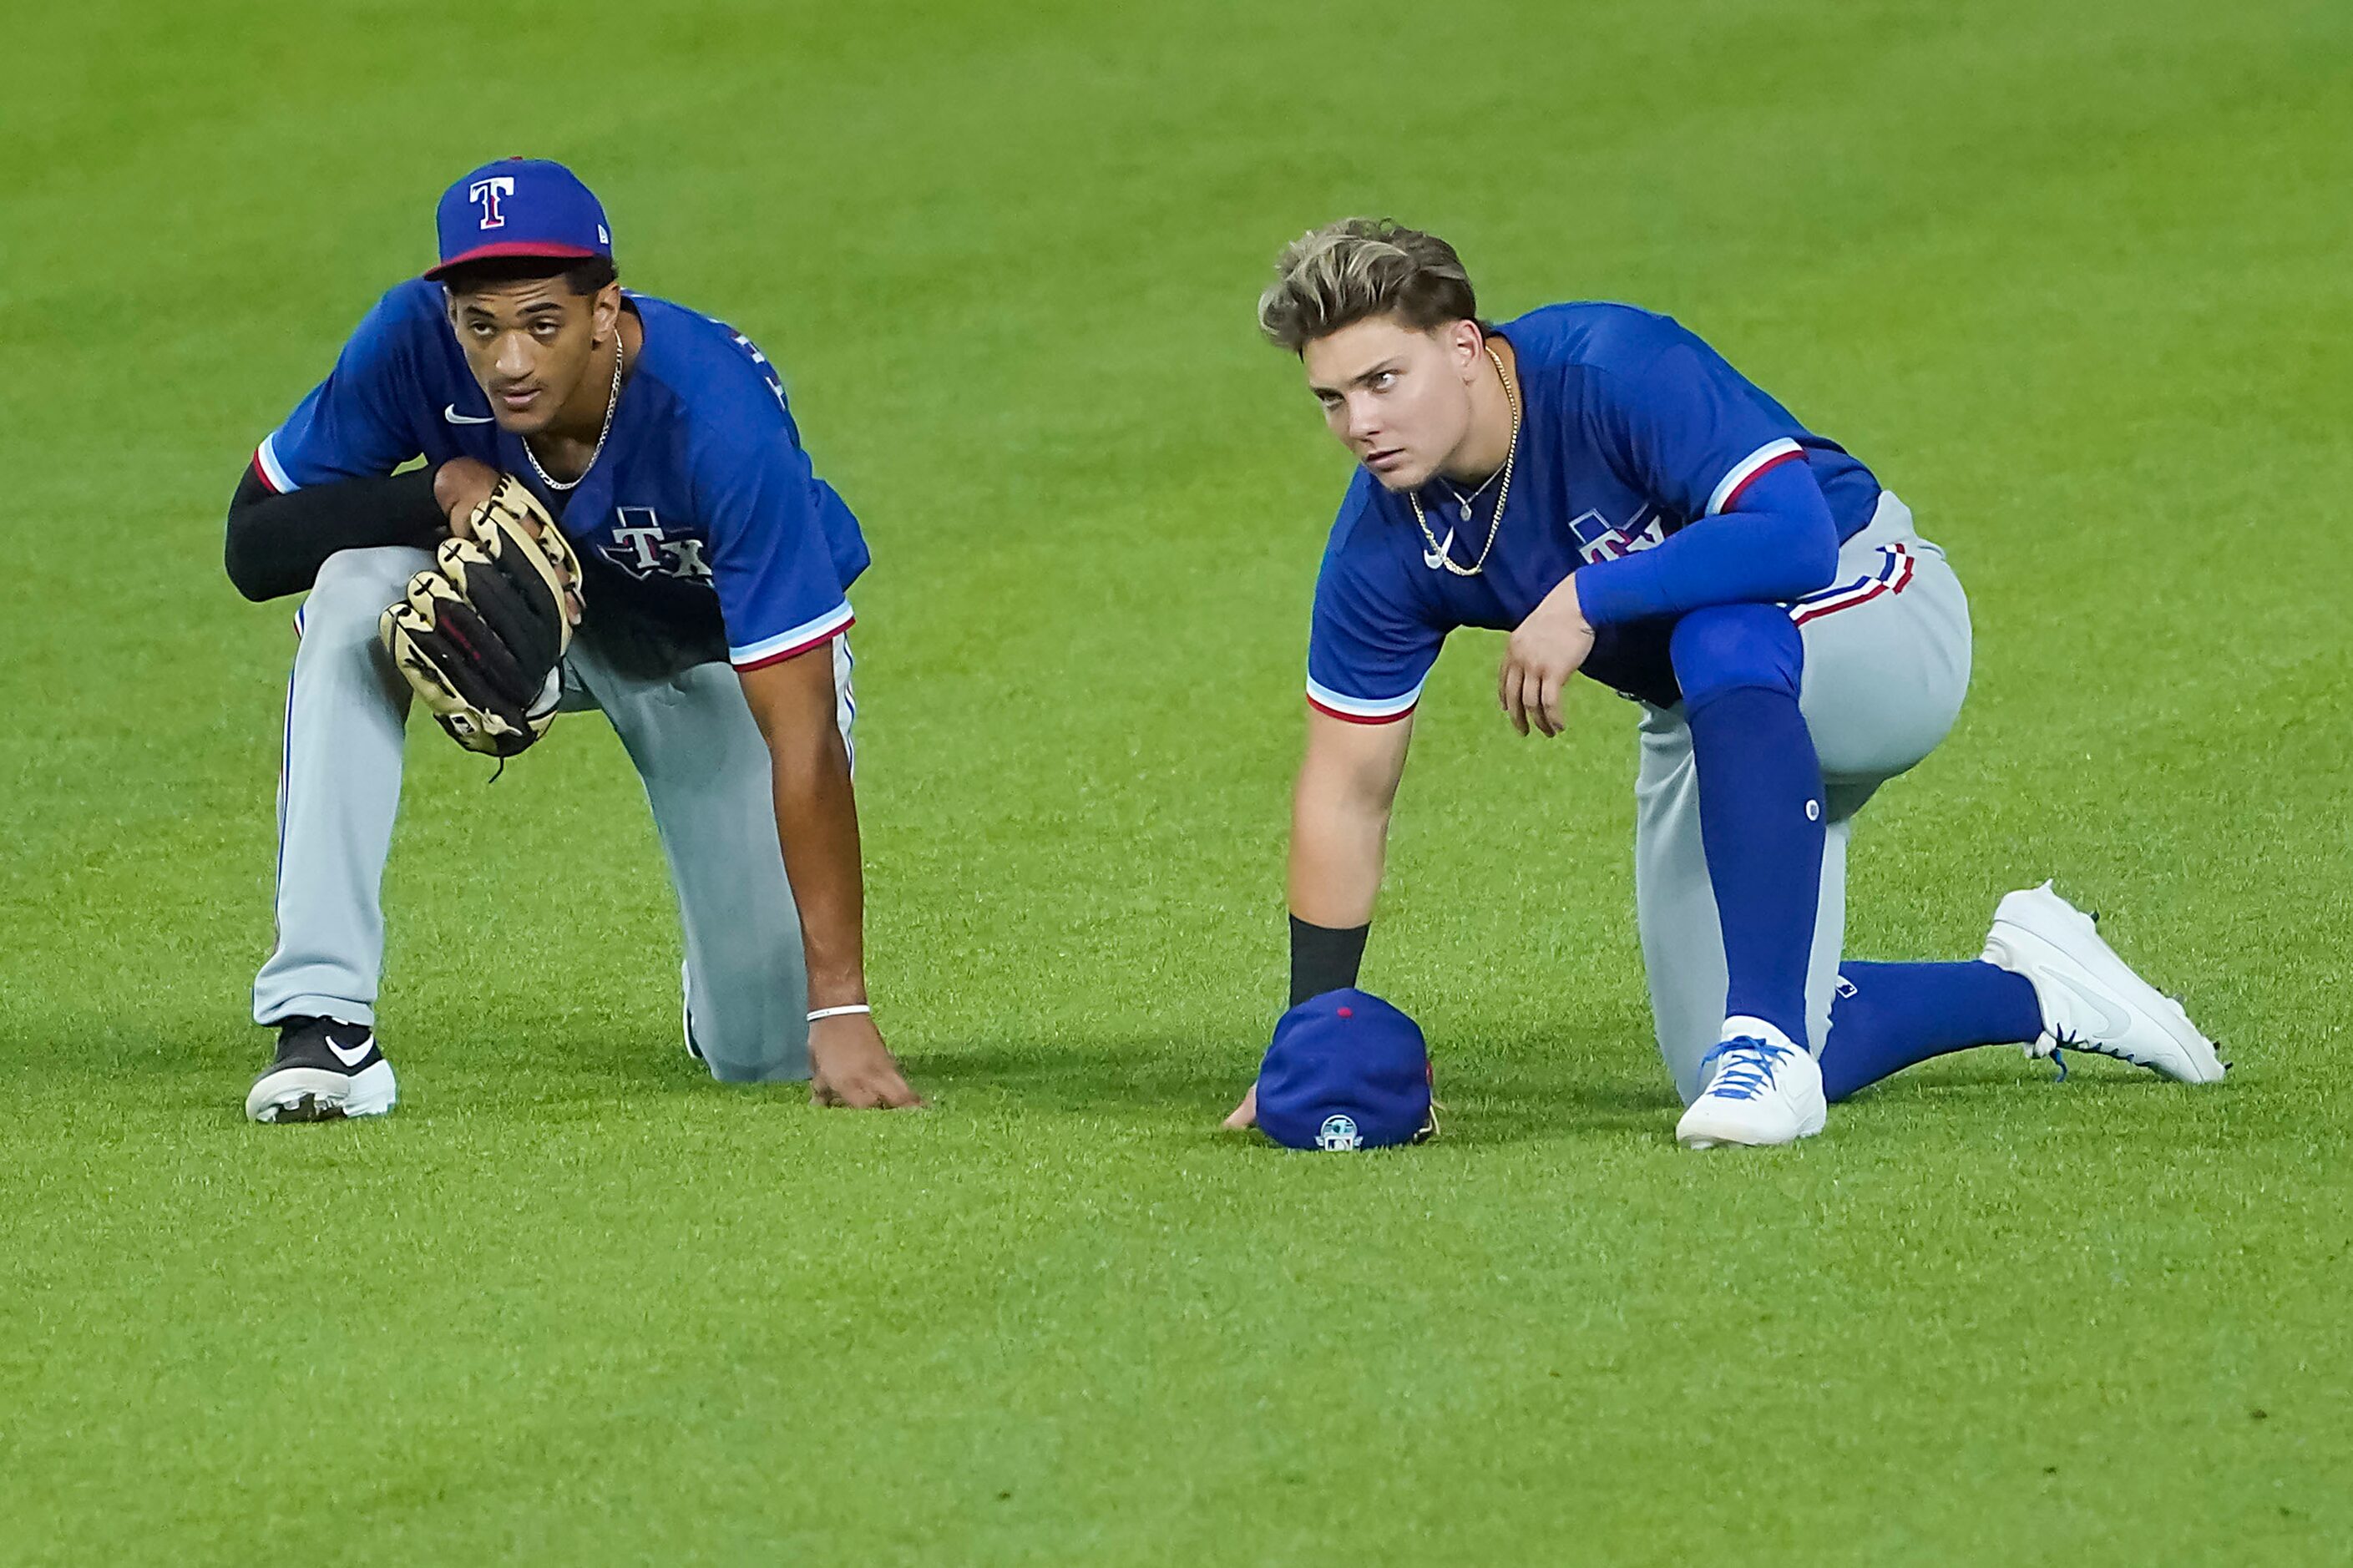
[326,1033,377,1067]
[443,404,494,424]
[1423,529,1456,570]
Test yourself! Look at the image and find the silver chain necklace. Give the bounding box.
[523,332,625,493]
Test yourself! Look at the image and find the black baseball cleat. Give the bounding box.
[245,1016,398,1123]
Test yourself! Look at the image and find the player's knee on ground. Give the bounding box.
[1668,601,1803,710]
[686,928,812,1087]
[697,1026,810,1086]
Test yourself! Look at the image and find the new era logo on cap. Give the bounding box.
[426,158,613,280]
[1256,988,1435,1151]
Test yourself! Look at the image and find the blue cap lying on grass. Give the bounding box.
[1257,988,1438,1151]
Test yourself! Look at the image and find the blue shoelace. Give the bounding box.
[1698,1036,1795,1101]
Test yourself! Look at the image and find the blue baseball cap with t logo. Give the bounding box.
[424,157,613,280]
[1256,988,1437,1151]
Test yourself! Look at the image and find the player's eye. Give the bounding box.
[1371,371,1397,392]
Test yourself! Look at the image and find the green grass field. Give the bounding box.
[5,1,2350,1561]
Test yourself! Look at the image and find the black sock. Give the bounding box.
[1289,917,1370,1008]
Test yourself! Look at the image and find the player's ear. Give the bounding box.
[590,282,622,345]
[1446,318,1483,382]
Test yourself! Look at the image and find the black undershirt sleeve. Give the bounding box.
[1288,916,1371,1009]
[223,462,448,602]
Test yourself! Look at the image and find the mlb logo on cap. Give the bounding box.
[425,158,614,280]
[1255,989,1436,1151]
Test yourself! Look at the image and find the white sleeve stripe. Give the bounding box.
[1304,675,1424,719]
[1705,438,1804,516]
[729,601,856,666]
[254,432,298,493]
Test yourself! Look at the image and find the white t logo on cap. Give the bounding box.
[468,176,515,230]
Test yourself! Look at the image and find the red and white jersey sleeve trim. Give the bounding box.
[252,432,298,494]
[1305,675,1422,725]
[1705,438,1804,516]
[730,602,856,671]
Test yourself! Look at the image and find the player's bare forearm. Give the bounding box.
[1288,709,1414,928]
[1498,572,1595,737]
[738,646,920,1110]
[737,649,868,1009]
[1223,711,1412,1129]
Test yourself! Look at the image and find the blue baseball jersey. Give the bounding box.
[253,280,868,669]
[1304,301,1880,721]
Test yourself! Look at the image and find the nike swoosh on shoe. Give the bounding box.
[2047,972,2133,1040]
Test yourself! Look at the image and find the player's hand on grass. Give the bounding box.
[1221,1080,1258,1130]
[433,457,503,539]
[1499,575,1596,737]
[808,1011,924,1110]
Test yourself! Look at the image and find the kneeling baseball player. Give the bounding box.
[1227,220,2224,1147]
[228,159,919,1120]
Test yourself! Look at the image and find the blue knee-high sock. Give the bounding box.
[1672,605,1824,1051]
[1819,960,2047,1101]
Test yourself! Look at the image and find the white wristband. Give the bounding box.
[807,1004,873,1023]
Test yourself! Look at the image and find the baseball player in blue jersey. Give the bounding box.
[228,158,919,1119]
[1225,220,2225,1147]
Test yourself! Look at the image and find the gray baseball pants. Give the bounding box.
[1633,492,1974,1103]
[252,545,844,1084]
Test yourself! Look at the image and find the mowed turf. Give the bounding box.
[3,1,2349,1561]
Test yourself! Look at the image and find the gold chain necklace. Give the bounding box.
[1408,344,1518,577]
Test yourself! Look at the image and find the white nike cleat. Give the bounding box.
[1979,882,2227,1085]
[1676,1030,1828,1149]
[245,1016,397,1123]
